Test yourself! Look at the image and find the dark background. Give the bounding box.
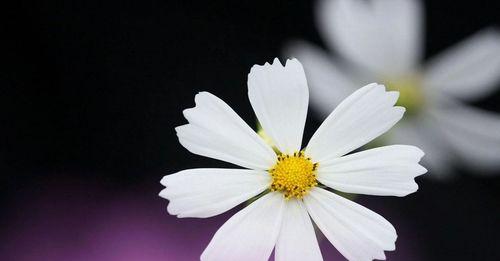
[1,0,499,260]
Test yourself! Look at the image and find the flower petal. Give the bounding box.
[176,92,276,170]
[424,28,500,100]
[304,188,397,261]
[389,118,454,179]
[305,83,404,162]
[201,192,285,261]
[317,0,423,76]
[284,41,360,117]
[159,169,271,218]
[430,102,500,173]
[317,145,426,197]
[275,199,323,261]
[248,58,309,154]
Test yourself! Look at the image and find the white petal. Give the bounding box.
[317,145,426,196]
[275,199,323,261]
[389,118,455,179]
[176,92,276,170]
[430,102,500,173]
[306,83,404,162]
[424,28,500,100]
[248,58,309,154]
[317,0,423,76]
[201,192,285,261]
[284,41,360,117]
[304,188,397,261]
[159,169,271,218]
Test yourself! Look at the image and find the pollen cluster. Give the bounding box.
[269,151,318,199]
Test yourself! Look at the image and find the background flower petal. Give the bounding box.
[423,28,500,100]
[317,0,423,76]
[284,41,360,117]
[430,102,500,173]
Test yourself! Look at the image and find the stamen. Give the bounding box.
[269,151,318,199]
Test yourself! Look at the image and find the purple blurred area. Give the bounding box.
[0,179,422,261]
[1,179,220,261]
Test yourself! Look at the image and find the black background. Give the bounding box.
[1,0,500,260]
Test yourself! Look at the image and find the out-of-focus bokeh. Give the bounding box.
[286,0,500,180]
[0,0,499,260]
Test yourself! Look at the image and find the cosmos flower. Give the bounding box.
[159,58,426,261]
[286,0,500,178]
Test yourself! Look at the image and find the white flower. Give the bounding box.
[286,0,500,178]
[159,58,426,261]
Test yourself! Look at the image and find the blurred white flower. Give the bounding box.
[286,0,500,178]
[160,58,426,261]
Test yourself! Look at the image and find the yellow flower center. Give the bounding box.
[269,151,318,199]
[384,75,425,115]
